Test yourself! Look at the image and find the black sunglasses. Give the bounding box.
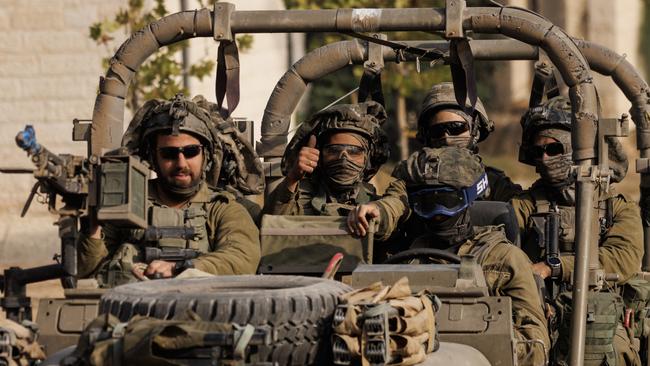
[157,144,203,160]
[530,142,564,160]
[428,121,470,139]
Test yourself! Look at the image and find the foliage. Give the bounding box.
[89,0,252,110]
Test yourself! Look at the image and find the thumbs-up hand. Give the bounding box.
[287,135,320,188]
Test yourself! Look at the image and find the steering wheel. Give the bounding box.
[381,248,461,264]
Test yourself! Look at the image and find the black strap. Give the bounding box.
[358,67,385,106]
[215,40,240,119]
[345,32,445,61]
[528,62,559,108]
[449,39,477,115]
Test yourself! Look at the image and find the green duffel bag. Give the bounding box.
[259,215,377,275]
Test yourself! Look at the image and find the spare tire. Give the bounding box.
[99,275,352,365]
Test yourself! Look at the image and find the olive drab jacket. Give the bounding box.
[458,228,549,366]
[404,222,550,365]
[511,181,643,284]
[262,175,408,242]
[77,182,261,286]
[485,166,522,202]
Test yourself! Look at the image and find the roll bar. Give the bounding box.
[90,4,618,365]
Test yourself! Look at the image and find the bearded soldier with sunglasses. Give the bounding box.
[76,95,261,286]
[511,96,642,365]
[262,101,405,242]
[417,82,522,201]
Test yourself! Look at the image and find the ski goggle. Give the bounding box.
[427,121,470,139]
[529,142,564,160]
[157,144,203,160]
[408,172,489,218]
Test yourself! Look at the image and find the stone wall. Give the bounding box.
[0,0,294,265]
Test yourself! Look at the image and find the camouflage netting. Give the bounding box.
[281,101,390,182]
[392,146,485,190]
[122,94,264,195]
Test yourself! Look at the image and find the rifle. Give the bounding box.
[530,210,562,302]
[141,226,201,276]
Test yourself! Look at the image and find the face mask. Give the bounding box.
[322,156,365,192]
[423,209,473,248]
[536,153,573,187]
[429,135,471,149]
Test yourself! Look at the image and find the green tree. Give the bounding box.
[89,0,253,111]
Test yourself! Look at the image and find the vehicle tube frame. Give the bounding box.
[86,4,627,365]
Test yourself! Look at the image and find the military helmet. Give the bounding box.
[393,147,488,217]
[417,82,493,145]
[281,101,390,181]
[518,96,572,166]
[122,94,264,195]
[122,94,216,163]
[519,96,628,183]
[393,146,486,190]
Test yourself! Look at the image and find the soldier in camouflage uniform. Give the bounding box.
[349,147,549,365]
[262,101,406,241]
[416,82,521,201]
[511,96,642,365]
[77,95,261,287]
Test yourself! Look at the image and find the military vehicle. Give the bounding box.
[2,1,650,365]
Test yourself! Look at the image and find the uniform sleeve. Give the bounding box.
[484,243,550,365]
[372,178,409,241]
[510,194,536,244]
[559,196,643,284]
[194,200,261,275]
[76,223,127,278]
[486,167,522,202]
[76,234,109,278]
[261,178,302,216]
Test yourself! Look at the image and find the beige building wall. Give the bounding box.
[0,0,293,265]
[538,0,645,118]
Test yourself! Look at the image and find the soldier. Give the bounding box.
[511,96,642,364]
[417,82,521,201]
[77,95,261,287]
[349,147,549,365]
[262,101,406,241]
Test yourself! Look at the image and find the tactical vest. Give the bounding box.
[98,190,231,287]
[149,203,210,251]
[524,188,614,261]
[299,180,377,216]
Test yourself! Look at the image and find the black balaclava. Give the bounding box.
[423,208,474,248]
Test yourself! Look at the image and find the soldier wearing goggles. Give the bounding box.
[348,146,549,365]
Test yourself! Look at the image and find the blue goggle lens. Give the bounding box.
[408,173,489,218]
